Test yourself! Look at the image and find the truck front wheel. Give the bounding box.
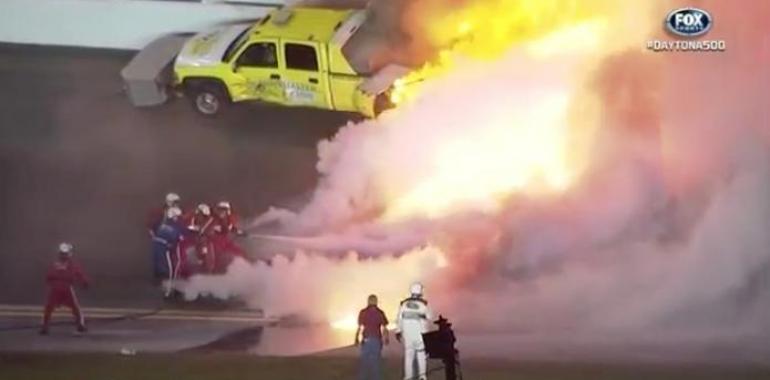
[187,84,229,117]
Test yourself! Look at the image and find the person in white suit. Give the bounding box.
[395,282,433,380]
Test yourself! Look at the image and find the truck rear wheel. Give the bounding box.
[186,83,229,117]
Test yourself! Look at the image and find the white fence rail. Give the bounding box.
[0,0,285,50]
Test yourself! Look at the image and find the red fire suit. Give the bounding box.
[211,212,246,273]
[180,211,216,274]
[42,258,90,331]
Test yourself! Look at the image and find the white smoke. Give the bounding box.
[182,0,770,353]
[182,245,447,323]
[448,139,770,334]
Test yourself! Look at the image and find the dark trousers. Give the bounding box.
[359,337,383,380]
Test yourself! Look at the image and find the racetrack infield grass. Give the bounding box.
[0,353,768,380]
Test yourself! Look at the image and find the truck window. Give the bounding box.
[285,44,318,72]
[236,42,278,68]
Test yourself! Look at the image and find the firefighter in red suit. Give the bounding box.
[40,243,90,335]
[180,203,216,275]
[211,201,246,273]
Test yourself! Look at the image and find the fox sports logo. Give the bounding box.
[666,8,712,37]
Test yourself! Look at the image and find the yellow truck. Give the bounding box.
[122,7,412,118]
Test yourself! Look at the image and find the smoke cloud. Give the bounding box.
[181,0,770,357]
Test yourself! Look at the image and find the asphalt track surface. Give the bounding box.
[0,304,272,353]
[0,302,360,356]
[0,43,353,307]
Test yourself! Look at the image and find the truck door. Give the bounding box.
[231,39,285,103]
[280,41,329,109]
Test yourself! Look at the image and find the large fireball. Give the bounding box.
[181,1,770,352]
[291,0,657,326]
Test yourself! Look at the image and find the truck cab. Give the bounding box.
[173,7,409,118]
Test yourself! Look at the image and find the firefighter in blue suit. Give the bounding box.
[152,206,184,296]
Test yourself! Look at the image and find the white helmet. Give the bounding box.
[409,282,424,297]
[197,203,211,216]
[58,242,74,255]
[217,201,231,210]
[165,192,181,206]
[166,206,182,220]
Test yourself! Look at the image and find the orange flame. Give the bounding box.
[325,245,448,330]
[381,0,655,221]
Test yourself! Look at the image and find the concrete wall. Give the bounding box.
[0,0,284,50]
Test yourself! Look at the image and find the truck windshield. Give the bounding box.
[222,27,251,63]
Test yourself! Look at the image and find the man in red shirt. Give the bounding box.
[40,242,90,335]
[355,294,390,380]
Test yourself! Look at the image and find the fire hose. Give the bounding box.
[0,307,164,332]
